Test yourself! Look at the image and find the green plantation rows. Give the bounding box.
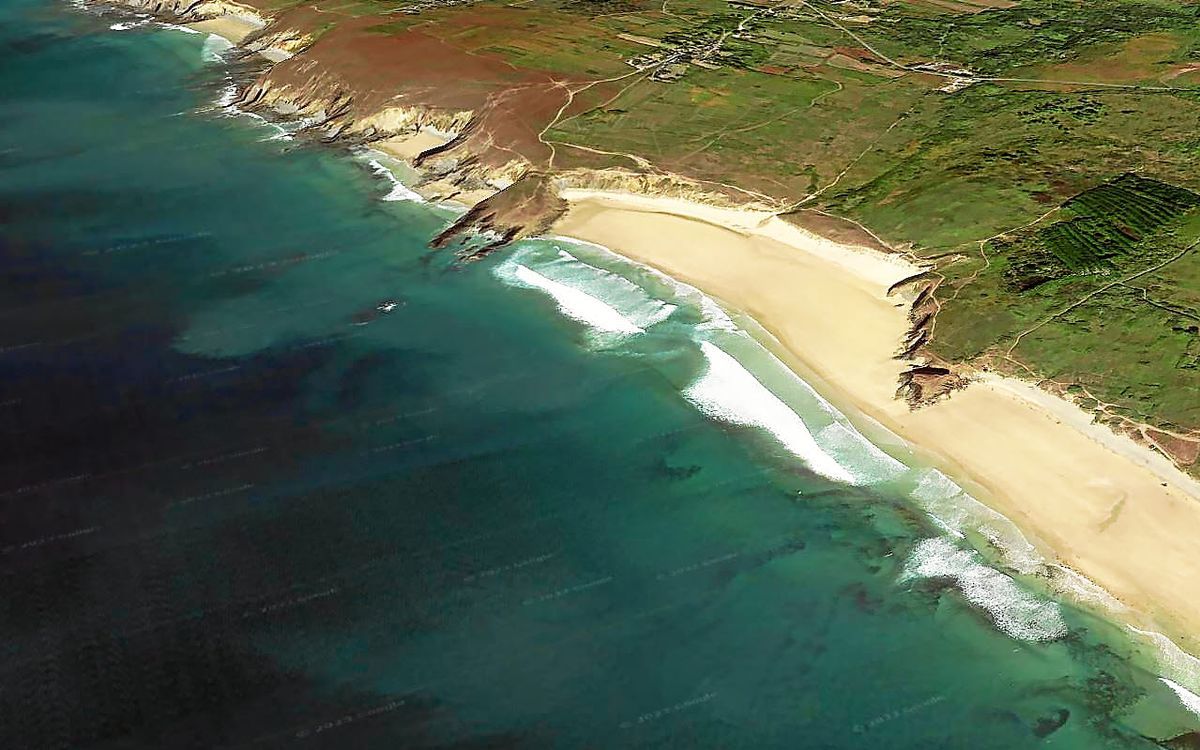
[1038,217,1134,273]
[1065,174,1200,229]
[1002,174,1200,286]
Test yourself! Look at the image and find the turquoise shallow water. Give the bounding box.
[2,2,1199,747]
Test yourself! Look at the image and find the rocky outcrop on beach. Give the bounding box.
[895,363,969,407]
[105,0,524,203]
[886,272,971,407]
[430,173,567,261]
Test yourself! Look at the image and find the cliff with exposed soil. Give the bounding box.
[118,0,266,24]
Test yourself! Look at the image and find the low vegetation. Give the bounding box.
[245,0,1200,471]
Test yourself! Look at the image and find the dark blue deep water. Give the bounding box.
[2,2,1199,747]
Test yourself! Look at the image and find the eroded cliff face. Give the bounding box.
[236,73,472,143]
[555,168,775,211]
[431,173,567,260]
[108,0,526,198]
[110,0,786,219]
[118,0,267,24]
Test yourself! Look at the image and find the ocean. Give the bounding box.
[1,1,1198,747]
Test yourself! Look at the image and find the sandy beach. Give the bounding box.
[187,13,261,45]
[553,189,1200,656]
[378,131,448,162]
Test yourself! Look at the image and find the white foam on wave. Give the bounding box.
[1048,564,1124,613]
[508,265,643,335]
[109,18,150,30]
[901,537,1067,642]
[202,33,234,62]
[909,469,1042,574]
[215,81,238,109]
[209,81,304,141]
[814,421,906,485]
[1162,678,1200,718]
[686,341,853,482]
[366,157,425,203]
[550,236,736,332]
[517,242,890,485]
[543,246,678,331]
[156,21,202,35]
[1129,625,1200,701]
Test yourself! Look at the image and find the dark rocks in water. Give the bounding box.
[658,460,702,481]
[1031,708,1069,738]
[839,582,883,614]
[430,172,567,261]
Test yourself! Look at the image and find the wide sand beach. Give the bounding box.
[554,189,1200,659]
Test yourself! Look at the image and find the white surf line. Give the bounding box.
[510,264,643,336]
[1162,678,1200,718]
[686,341,853,483]
[364,153,426,203]
[900,537,1067,642]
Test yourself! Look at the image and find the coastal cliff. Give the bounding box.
[82,0,1200,686]
[117,0,266,24]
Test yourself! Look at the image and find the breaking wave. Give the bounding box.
[365,155,425,203]
[109,18,150,31]
[494,245,682,342]
[909,469,1041,574]
[547,235,736,332]
[202,33,233,63]
[503,264,643,336]
[1162,678,1200,718]
[685,341,853,483]
[540,245,678,329]
[493,237,1108,650]
[1128,625,1200,712]
[900,537,1067,642]
[815,421,907,486]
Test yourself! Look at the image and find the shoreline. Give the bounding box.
[551,189,1200,663]
[95,0,1200,682]
[186,13,259,45]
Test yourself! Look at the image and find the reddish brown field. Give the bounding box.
[253,4,626,169]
